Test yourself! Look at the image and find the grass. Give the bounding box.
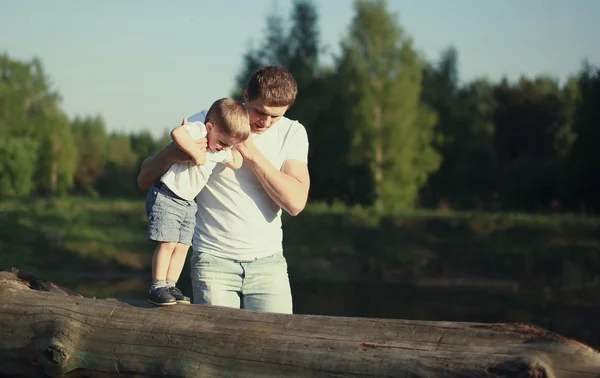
[0,197,152,273]
[2,197,600,285]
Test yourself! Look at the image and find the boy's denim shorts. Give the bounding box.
[145,181,197,245]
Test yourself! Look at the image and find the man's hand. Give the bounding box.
[236,132,309,216]
[235,135,258,162]
[193,153,206,166]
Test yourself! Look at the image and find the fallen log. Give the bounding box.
[0,268,599,378]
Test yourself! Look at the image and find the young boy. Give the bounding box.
[145,98,250,306]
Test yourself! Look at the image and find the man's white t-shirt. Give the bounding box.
[160,120,233,201]
[187,110,309,261]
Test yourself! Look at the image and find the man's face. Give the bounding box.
[243,91,288,134]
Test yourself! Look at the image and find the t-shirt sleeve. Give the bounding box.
[284,122,309,163]
[220,150,233,164]
[188,110,207,123]
[180,122,206,140]
[206,149,233,164]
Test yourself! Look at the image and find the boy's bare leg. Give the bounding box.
[149,242,178,306]
[166,243,190,284]
[165,243,191,304]
[152,242,177,281]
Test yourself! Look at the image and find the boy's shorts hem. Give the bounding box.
[148,235,193,246]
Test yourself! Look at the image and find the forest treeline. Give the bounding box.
[2,0,599,213]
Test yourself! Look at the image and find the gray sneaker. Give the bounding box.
[148,286,176,306]
[168,286,191,304]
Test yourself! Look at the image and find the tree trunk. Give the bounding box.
[373,103,383,213]
[1,269,599,378]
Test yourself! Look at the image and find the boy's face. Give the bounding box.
[205,123,233,153]
[243,91,289,134]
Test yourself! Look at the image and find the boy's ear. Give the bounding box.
[243,90,249,103]
[205,122,213,132]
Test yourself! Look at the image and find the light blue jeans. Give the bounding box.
[190,252,293,314]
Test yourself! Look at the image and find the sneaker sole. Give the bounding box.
[148,299,177,306]
[175,300,191,304]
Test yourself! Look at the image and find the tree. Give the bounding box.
[566,61,600,211]
[34,108,77,196]
[492,76,577,210]
[232,5,290,99]
[95,132,139,197]
[71,115,108,194]
[420,49,497,209]
[0,138,37,197]
[339,0,440,211]
[232,0,321,122]
[0,53,74,197]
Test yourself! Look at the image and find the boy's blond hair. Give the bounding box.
[205,98,250,145]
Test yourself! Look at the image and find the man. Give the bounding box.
[137,66,310,314]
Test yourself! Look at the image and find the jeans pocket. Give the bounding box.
[191,252,212,266]
[271,253,286,263]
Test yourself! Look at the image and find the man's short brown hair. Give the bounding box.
[205,98,250,145]
[246,66,298,108]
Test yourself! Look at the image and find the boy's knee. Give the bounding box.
[173,243,191,254]
[157,241,178,251]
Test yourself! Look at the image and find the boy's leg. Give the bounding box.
[149,241,178,306]
[146,182,189,306]
[165,200,196,304]
[152,241,178,282]
[165,243,189,283]
[241,253,293,314]
[166,243,191,304]
[190,252,243,308]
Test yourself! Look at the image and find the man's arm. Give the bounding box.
[237,140,309,216]
[137,118,207,190]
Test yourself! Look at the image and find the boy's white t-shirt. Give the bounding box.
[160,120,233,201]
[187,111,309,261]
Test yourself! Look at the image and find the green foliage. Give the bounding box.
[566,62,600,210]
[95,132,141,197]
[420,49,497,209]
[71,115,108,193]
[1,52,171,200]
[0,138,37,196]
[339,0,440,210]
[2,3,600,212]
[35,109,77,196]
[3,197,599,287]
[0,52,77,197]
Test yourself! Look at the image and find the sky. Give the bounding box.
[1,0,598,137]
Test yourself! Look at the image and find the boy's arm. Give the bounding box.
[171,125,205,166]
[137,118,207,190]
[224,147,243,169]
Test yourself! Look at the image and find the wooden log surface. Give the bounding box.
[0,268,599,378]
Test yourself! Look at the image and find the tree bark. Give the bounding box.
[1,269,599,378]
